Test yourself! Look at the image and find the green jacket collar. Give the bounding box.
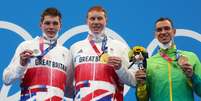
[159,44,177,54]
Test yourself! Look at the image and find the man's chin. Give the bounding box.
[161,41,171,45]
[160,39,171,44]
[92,31,101,34]
[46,33,56,38]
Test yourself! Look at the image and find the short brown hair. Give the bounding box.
[40,7,62,22]
[87,6,107,18]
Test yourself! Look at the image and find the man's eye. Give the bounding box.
[156,26,171,32]
[97,17,103,20]
[156,28,162,32]
[52,21,59,25]
[90,17,95,21]
[164,26,171,31]
[44,21,50,25]
[43,21,59,25]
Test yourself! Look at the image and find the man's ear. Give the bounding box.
[105,17,107,26]
[86,19,88,25]
[39,22,42,29]
[59,21,62,31]
[105,16,107,23]
[154,31,157,39]
[58,24,62,32]
[172,28,176,36]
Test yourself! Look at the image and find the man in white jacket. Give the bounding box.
[70,6,137,101]
[3,7,72,101]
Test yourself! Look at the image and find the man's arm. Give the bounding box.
[191,53,201,97]
[65,49,75,98]
[110,41,138,87]
[3,42,27,85]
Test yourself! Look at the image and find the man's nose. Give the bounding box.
[161,28,167,33]
[94,18,100,23]
[48,23,55,28]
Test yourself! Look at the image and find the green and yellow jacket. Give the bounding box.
[137,46,201,101]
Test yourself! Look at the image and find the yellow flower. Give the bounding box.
[133,46,145,53]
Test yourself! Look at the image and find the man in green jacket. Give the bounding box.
[135,17,201,101]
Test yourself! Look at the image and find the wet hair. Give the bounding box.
[40,7,62,22]
[87,6,107,18]
[155,17,174,28]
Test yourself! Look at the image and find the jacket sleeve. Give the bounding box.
[3,42,27,85]
[65,49,75,98]
[114,41,138,87]
[191,53,201,97]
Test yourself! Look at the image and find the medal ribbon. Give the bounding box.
[160,50,182,62]
[89,39,101,56]
[101,36,108,53]
[39,37,44,53]
[89,36,108,57]
[37,37,57,59]
[160,52,173,63]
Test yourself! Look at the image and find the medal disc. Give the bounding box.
[33,49,41,57]
[178,55,188,65]
[100,53,109,63]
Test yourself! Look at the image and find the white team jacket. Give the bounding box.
[3,36,72,101]
[70,35,137,101]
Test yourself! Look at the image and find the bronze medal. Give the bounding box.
[178,55,188,66]
[100,53,109,63]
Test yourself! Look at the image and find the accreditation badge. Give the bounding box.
[178,55,188,66]
[100,53,109,63]
[33,49,41,57]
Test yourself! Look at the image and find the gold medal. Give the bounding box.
[33,49,41,57]
[178,55,188,66]
[100,53,109,63]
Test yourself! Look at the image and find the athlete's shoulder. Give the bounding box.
[17,36,39,48]
[70,39,87,50]
[109,38,128,49]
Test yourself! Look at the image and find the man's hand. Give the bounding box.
[135,69,146,84]
[135,53,144,62]
[20,50,33,66]
[180,63,193,78]
[108,56,122,70]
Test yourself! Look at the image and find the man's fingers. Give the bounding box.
[181,65,192,71]
[20,50,34,60]
[108,56,121,63]
[181,63,191,67]
[136,74,146,78]
[180,63,193,78]
[135,70,146,81]
[108,56,122,70]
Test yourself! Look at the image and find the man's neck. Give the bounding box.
[159,43,176,54]
[158,40,173,50]
[42,32,58,42]
[42,36,57,45]
[88,30,106,43]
